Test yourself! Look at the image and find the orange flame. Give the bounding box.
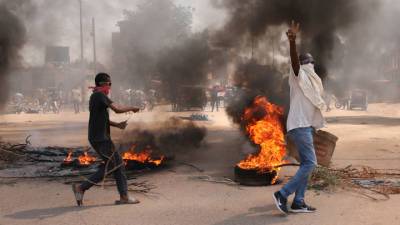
[64,151,73,162]
[78,152,96,165]
[237,96,286,183]
[122,145,165,166]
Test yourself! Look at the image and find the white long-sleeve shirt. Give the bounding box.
[286,64,326,132]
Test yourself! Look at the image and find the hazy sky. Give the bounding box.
[176,0,227,32]
[19,0,226,67]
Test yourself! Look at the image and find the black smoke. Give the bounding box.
[120,117,207,155]
[212,0,395,130]
[0,2,26,108]
[212,0,377,79]
[157,32,210,109]
[225,60,288,130]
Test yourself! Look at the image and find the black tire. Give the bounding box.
[234,166,278,186]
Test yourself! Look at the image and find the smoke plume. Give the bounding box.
[225,60,287,127]
[157,32,210,106]
[8,0,144,66]
[212,0,379,79]
[0,1,26,107]
[210,0,382,136]
[121,117,207,155]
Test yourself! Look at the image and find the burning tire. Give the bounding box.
[234,166,278,186]
[233,96,285,186]
[125,159,165,171]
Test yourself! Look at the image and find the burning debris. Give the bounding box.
[225,61,287,126]
[63,118,206,172]
[62,150,97,168]
[0,140,160,195]
[77,151,96,166]
[0,117,206,197]
[0,117,205,178]
[11,117,204,178]
[0,144,166,179]
[224,61,288,186]
[122,145,165,170]
[63,151,73,164]
[237,96,285,172]
[60,145,167,171]
[234,96,286,185]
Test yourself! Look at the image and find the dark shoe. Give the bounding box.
[290,201,316,213]
[273,191,288,214]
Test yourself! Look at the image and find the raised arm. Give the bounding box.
[109,103,140,114]
[110,120,127,129]
[286,21,300,76]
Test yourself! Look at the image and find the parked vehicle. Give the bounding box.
[349,89,368,111]
[175,86,207,111]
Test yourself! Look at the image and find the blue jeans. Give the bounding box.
[279,127,317,204]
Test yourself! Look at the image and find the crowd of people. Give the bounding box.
[4,86,159,114]
[208,85,235,112]
[5,83,364,115]
[6,88,63,114]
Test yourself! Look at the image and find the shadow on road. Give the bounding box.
[5,203,114,220]
[212,204,289,225]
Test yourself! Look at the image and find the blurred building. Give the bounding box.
[45,46,70,65]
[8,46,92,97]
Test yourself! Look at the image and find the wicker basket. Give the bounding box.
[286,130,338,167]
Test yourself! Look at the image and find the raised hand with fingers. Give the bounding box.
[286,20,300,42]
[287,20,301,75]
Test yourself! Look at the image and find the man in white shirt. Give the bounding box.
[273,21,326,214]
[71,87,82,114]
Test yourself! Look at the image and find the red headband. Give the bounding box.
[89,85,111,95]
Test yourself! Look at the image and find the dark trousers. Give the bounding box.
[211,99,219,112]
[80,141,128,196]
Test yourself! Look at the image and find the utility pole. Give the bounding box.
[92,17,97,74]
[78,0,86,112]
[79,0,84,63]
[271,36,275,67]
[251,36,254,60]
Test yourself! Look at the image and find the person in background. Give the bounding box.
[49,88,60,113]
[322,76,332,112]
[210,85,219,112]
[71,87,82,114]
